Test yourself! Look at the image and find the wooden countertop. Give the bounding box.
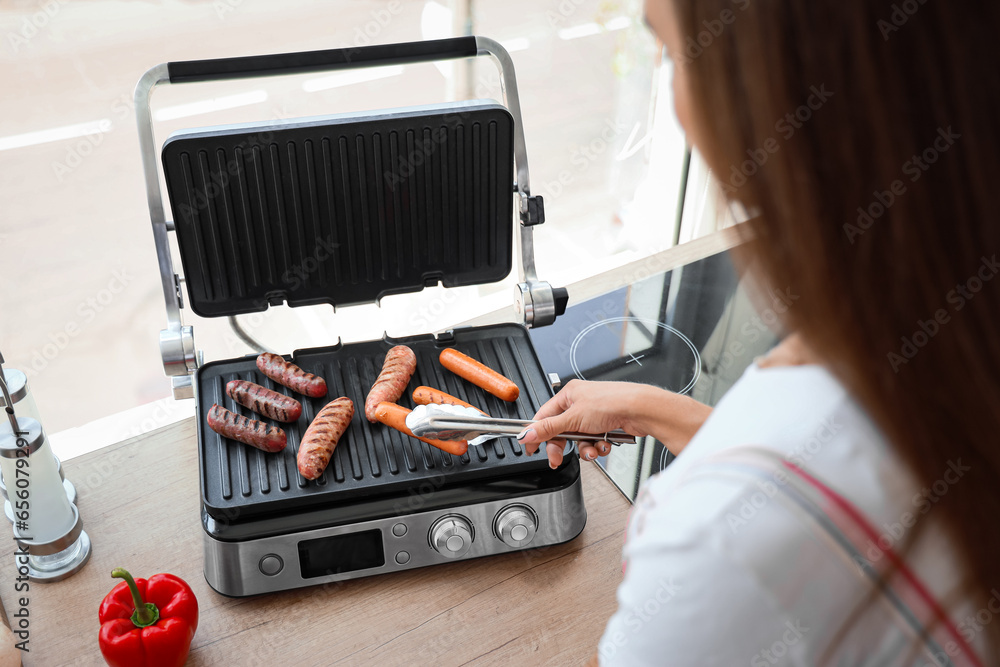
[0,418,630,666]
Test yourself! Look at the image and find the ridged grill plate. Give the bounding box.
[162,101,515,317]
[195,324,553,521]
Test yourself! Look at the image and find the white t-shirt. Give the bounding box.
[599,363,986,666]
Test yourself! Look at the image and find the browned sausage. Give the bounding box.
[226,380,302,422]
[298,397,354,480]
[256,352,327,398]
[373,402,468,457]
[412,386,488,416]
[439,348,519,402]
[206,404,287,452]
[364,345,417,422]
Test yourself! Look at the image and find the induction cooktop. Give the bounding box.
[529,250,780,501]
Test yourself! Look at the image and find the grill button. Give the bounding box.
[259,554,283,576]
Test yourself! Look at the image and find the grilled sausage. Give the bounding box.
[412,386,488,416]
[226,380,303,422]
[256,352,327,398]
[364,345,417,422]
[207,404,287,453]
[439,348,519,402]
[373,402,468,457]
[298,397,354,480]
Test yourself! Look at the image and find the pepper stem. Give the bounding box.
[111,568,160,628]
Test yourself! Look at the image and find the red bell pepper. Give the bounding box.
[98,568,199,667]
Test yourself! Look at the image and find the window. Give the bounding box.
[1,0,726,434]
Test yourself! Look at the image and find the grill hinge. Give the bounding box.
[519,194,545,227]
[435,330,456,344]
[171,375,195,400]
[516,282,569,329]
[174,273,184,310]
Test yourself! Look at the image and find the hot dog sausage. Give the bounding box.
[364,345,417,422]
[373,402,468,457]
[439,348,519,402]
[412,386,488,416]
[207,404,287,453]
[298,397,354,480]
[226,380,303,422]
[256,352,328,398]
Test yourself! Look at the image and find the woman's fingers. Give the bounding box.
[522,430,613,462]
[545,442,565,469]
[517,427,542,455]
[518,414,574,454]
[531,390,573,421]
[524,436,612,466]
[579,441,611,461]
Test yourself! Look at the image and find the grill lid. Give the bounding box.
[161,101,515,318]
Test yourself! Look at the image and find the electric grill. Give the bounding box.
[135,37,581,596]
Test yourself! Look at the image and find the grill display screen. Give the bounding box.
[298,529,384,579]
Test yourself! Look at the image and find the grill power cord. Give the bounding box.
[227,316,274,355]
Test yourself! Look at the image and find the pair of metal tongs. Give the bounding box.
[405,404,639,448]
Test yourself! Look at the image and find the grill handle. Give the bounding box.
[166,36,479,83]
[138,36,558,390]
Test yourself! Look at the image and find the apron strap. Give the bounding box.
[685,446,983,667]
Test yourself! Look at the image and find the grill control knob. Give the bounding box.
[429,515,474,559]
[494,505,537,548]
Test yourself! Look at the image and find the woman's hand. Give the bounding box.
[517,380,713,468]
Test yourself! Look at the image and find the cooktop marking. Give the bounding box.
[569,316,701,396]
[626,354,646,366]
[660,446,672,472]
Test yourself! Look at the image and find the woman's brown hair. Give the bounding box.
[669,0,1000,657]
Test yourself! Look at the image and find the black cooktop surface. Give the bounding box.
[530,250,780,501]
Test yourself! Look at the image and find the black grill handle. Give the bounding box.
[166,36,479,84]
